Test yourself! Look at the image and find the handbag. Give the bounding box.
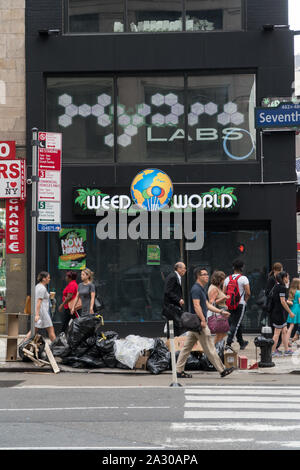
[93,295,104,313]
[207,313,229,334]
[68,295,82,313]
[162,304,183,328]
[181,311,202,332]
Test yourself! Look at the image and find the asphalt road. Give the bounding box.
[1,373,300,452]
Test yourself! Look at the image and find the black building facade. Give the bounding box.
[26,0,297,336]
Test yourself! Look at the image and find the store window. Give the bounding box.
[187,74,256,162]
[65,0,243,34]
[187,228,269,331]
[48,225,182,323]
[47,76,114,162]
[48,224,269,331]
[117,76,185,162]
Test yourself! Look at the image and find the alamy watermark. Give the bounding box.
[95,205,204,251]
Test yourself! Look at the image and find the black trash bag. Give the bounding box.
[174,351,202,371]
[50,333,71,358]
[198,354,216,371]
[116,360,130,370]
[95,331,119,355]
[198,340,225,372]
[73,335,97,358]
[67,315,101,350]
[75,355,106,368]
[61,356,85,368]
[102,352,118,368]
[147,338,171,375]
[215,339,225,363]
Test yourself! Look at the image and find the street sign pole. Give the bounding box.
[30,128,39,334]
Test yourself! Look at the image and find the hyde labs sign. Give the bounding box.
[37,132,62,232]
[255,103,300,129]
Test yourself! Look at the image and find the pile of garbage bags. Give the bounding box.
[46,316,225,374]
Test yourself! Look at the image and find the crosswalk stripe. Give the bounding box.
[185,389,300,396]
[171,423,300,431]
[185,395,300,402]
[184,410,300,420]
[185,402,300,409]
[185,385,300,393]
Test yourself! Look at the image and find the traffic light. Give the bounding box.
[237,243,245,254]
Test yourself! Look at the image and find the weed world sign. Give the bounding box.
[73,186,238,215]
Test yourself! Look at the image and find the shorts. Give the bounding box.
[272,322,287,329]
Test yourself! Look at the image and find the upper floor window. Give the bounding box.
[66,0,243,34]
[46,72,256,164]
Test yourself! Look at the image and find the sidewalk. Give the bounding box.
[1,334,300,376]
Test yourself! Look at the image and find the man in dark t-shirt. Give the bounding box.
[176,267,234,379]
[190,282,208,317]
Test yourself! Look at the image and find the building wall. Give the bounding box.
[25,0,297,333]
[0,0,27,326]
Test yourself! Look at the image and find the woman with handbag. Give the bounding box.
[58,271,79,333]
[71,268,95,317]
[207,271,230,344]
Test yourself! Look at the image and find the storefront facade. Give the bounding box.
[26,0,297,336]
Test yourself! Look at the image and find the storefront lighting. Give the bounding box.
[262,24,289,31]
[38,29,61,36]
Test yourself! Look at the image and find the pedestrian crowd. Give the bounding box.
[27,257,300,377]
[163,258,300,378]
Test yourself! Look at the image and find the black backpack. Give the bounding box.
[266,285,276,314]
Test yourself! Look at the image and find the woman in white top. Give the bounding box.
[207,270,230,344]
[34,271,56,342]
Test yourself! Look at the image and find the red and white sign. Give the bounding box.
[38,132,61,203]
[0,141,16,160]
[6,198,25,254]
[38,149,61,171]
[0,160,26,199]
[38,132,62,231]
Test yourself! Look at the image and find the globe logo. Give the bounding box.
[130,169,173,211]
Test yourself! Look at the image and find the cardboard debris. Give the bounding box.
[165,336,203,353]
[21,334,60,374]
[134,350,151,370]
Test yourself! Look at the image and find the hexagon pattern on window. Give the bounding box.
[58,93,245,147]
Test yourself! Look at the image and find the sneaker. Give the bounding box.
[272,351,280,357]
[275,349,283,356]
[220,367,234,378]
[240,341,249,350]
[284,349,294,356]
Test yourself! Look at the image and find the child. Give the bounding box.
[286,278,300,346]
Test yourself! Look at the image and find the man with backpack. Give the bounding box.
[223,259,251,350]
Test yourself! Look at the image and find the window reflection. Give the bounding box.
[185,0,242,31]
[47,76,114,162]
[187,74,256,162]
[66,0,242,33]
[68,0,125,34]
[127,0,182,32]
[117,76,185,162]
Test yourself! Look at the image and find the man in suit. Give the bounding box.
[162,262,186,337]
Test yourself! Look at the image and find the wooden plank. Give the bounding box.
[23,349,46,367]
[44,342,60,374]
